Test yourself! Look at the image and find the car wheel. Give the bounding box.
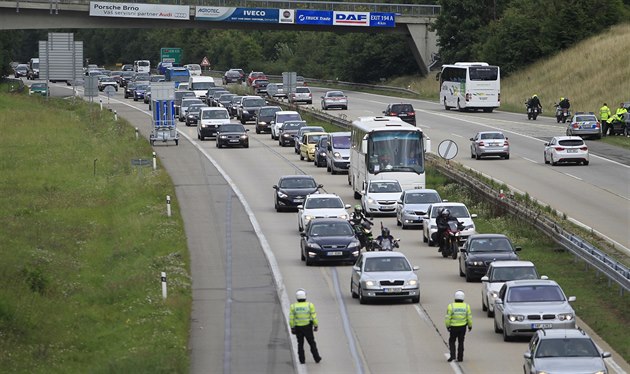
[583,160,589,165]
[397,217,402,227]
[240,118,246,125]
[343,106,348,110]
[487,307,494,318]
[351,280,358,299]
[244,144,249,149]
[256,128,260,134]
[551,155,558,166]
[471,149,475,159]
[465,270,473,282]
[305,255,313,266]
[300,153,304,161]
[482,298,488,312]
[502,320,512,341]
[301,248,305,261]
[427,233,434,247]
[423,231,428,243]
[504,154,510,160]
[358,286,367,304]
[411,295,420,304]
[475,152,481,160]
[459,264,465,277]
[544,153,549,164]
[354,190,361,200]
[494,318,501,333]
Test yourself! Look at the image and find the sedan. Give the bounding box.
[197,107,231,140]
[321,91,348,110]
[523,329,611,374]
[494,279,576,341]
[350,251,420,304]
[132,84,149,101]
[256,106,282,134]
[300,218,361,266]
[273,175,322,212]
[481,261,542,318]
[361,179,403,217]
[566,112,602,139]
[297,194,351,232]
[396,189,442,229]
[458,234,521,282]
[383,103,416,126]
[14,64,29,78]
[470,131,510,160]
[544,136,589,165]
[216,124,249,148]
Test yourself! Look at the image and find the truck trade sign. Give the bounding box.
[161,48,182,64]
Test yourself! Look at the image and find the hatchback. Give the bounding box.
[523,329,611,374]
[29,83,49,96]
[297,194,351,232]
[299,132,328,162]
[256,106,282,134]
[223,70,242,85]
[300,218,360,266]
[361,179,403,217]
[321,91,348,110]
[272,111,303,141]
[197,107,231,140]
[396,189,442,229]
[543,136,589,166]
[566,112,602,139]
[423,203,477,246]
[314,135,329,167]
[383,103,416,126]
[289,86,313,104]
[350,251,420,304]
[278,120,307,147]
[470,131,510,160]
[458,234,521,282]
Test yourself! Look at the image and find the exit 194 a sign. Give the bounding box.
[160,48,182,64]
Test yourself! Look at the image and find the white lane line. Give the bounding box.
[522,157,539,164]
[443,353,465,374]
[450,133,464,138]
[413,305,463,374]
[331,269,365,374]
[562,172,583,181]
[594,342,628,374]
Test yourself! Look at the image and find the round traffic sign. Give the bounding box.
[437,140,458,160]
[103,85,116,98]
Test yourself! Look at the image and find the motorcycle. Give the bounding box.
[526,104,541,120]
[440,221,464,259]
[353,220,375,251]
[555,105,571,123]
[372,236,400,251]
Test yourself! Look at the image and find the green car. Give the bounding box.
[29,83,49,96]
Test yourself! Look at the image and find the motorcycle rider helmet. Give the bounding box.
[454,290,465,301]
[296,289,307,301]
[532,94,538,98]
[441,208,450,217]
[354,204,363,213]
[382,227,390,237]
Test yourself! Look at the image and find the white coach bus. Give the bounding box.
[439,62,500,112]
[349,116,425,199]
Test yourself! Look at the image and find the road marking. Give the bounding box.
[450,133,464,138]
[223,189,233,374]
[562,172,583,181]
[331,269,365,374]
[443,353,465,374]
[522,157,538,164]
[413,305,463,374]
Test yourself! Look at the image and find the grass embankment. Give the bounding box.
[426,170,630,362]
[0,88,190,373]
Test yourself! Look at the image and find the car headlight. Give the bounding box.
[307,241,321,249]
[347,240,360,249]
[558,313,574,321]
[407,279,418,286]
[282,133,291,138]
[490,291,499,299]
[277,191,288,199]
[240,135,248,139]
[320,152,326,156]
[365,280,376,287]
[404,210,415,215]
[367,198,376,204]
[508,314,525,322]
[338,214,348,220]
[259,121,267,125]
[304,215,314,222]
[188,114,194,118]
[333,152,341,158]
[468,261,484,266]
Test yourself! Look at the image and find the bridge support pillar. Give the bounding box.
[404,21,439,76]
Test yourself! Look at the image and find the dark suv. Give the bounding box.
[256,106,282,134]
[383,103,416,126]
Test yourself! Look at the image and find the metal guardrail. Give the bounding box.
[265,94,630,293]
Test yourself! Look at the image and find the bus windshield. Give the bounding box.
[367,131,424,174]
[469,66,499,81]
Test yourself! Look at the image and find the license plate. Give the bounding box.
[328,251,343,256]
[480,97,487,100]
[384,287,402,293]
[229,139,239,143]
[294,198,304,202]
[567,149,577,153]
[532,323,553,329]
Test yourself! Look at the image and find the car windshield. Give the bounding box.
[191,82,215,90]
[183,99,202,107]
[188,105,205,114]
[327,91,345,98]
[259,108,280,116]
[231,97,243,104]
[296,87,310,93]
[535,338,600,358]
[575,116,597,122]
[432,206,469,218]
[490,267,538,282]
[219,94,236,101]
[468,238,513,252]
[31,83,46,89]
[507,285,565,302]
[368,181,402,193]
[480,133,505,140]
[405,192,440,204]
[243,98,266,107]
[331,136,351,149]
[308,222,353,237]
[364,257,411,272]
[304,197,343,209]
[283,122,305,130]
[391,104,413,112]
[277,113,302,122]
[219,124,245,132]
[558,139,584,147]
[280,178,317,189]
[202,110,229,120]
[307,134,325,144]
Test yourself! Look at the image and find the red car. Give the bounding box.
[247,71,267,86]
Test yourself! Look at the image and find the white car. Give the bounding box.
[543,136,589,166]
[297,194,351,232]
[422,202,477,246]
[197,107,231,140]
[481,261,545,317]
[360,180,403,217]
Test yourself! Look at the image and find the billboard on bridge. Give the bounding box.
[89,2,189,20]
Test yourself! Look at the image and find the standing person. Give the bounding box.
[289,289,322,364]
[599,103,611,136]
[444,290,472,362]
[615,103,628,137]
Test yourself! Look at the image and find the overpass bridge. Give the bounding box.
[0,0,440,73]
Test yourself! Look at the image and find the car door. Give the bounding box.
[494,284,508,329]
[351,255,364,293]
[524,334,540,374]
[396,191,407,220]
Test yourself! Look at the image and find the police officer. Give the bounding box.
[444,290,472,362]
[599,103,611,136]
[289,289,322,364]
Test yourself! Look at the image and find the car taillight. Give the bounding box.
[554,147,565,151]
[478,141,485,146]
[595,122,600,128]
[580,146,588,151]
[572,123,579,128]
[390,112,398,116]
[503,140,509,146]
[465,93,471,101]
[408,112,415,116]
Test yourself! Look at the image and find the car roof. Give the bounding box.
[276,111,300,115]
[329,131,351,137]
[304,132,328,137]
[201,107,228,112]
[369,179,401,184]
[308,218,352,225]
[552,136,584,141]
[430,202,466,207]
[477,131,504,135]
[361,251,408,259]
[403,188,439,194]
[306,193,340,199]
[488,260,535,268]
[466,233,510,240]
[504,279,558,287]
[536,329,591,339]
[279,175,315,180]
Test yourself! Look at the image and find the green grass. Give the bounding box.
[0,87,190,373]
[426,169,630,362]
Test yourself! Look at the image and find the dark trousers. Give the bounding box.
[448,325,467,361]
[602,120,609,136]
[295,325,320,363]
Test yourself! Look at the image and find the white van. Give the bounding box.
[134,60,151,74]
[188,76,215,100]
[184,64,202,76]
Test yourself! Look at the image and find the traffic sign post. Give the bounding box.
[103,85,116,105]
[160,48,182,65]
[437,139,458,162]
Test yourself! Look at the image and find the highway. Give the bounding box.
[48,81,629,373]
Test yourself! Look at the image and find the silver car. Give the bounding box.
[566,112,602,139]
[396,189,442,229]
[470,131,510,160]
[350,251,420,304]
[321,90,348,110]
[494,279,576,341]
[523,329,611,374]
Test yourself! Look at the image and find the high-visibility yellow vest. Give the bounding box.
[599,105,611,120]
[445,302,472,328]
[289,301,318,327]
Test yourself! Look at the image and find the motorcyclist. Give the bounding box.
[436,209,459,252]
[350,205,373,249]
[375,226,398,251]
[558,97,570,110]
[526,94,542,112]
[350,205,372,227]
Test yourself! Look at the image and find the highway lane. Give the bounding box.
[48,82,629,373]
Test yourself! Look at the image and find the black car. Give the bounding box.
[383,103,416,126]
[124,82,138,99]
[300,218,361,266]
[278,120,306,147]
[209,90,229,107]
[256,106,282,134]
[223,70,242,85]
[239,96,267,124]
[133,84,149,101]
[14,64,29,78]
[314,135,329,167]
[185,104,208,126]
[217,93,237,109]
[458,234,521,282]
[205,87,228,106]
[216,124,249,148]
[273,175,322,212]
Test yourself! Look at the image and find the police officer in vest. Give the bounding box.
[289,289,322,364]
[444,290,472,362]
